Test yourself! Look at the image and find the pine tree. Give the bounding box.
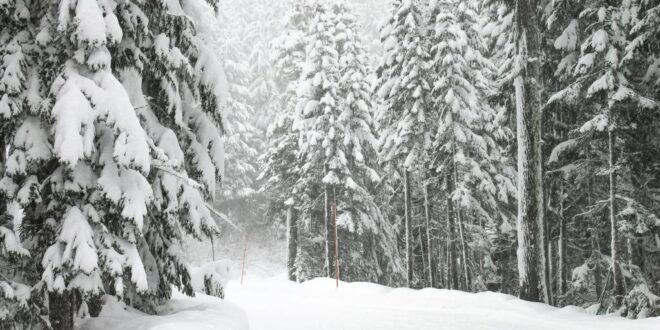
[547,0,660,314]
[333,1,404,284]
[260,0,315,282]
[427,0,516,292]
[0,1,227,328]
[376,0,433,288]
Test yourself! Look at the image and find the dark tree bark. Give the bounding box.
[456,207,470,291]
[49,291,74,330]
[514,0,542,303]
[403,170,414,287]
[608,125,624,306]
[423,182,437,288]
[445,174,459,290]
[557,181,567,295]
[286,205,299,282]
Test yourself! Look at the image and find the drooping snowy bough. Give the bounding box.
[0,1,227,329]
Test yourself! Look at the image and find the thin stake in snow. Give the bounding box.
[333,204,339,288]
[241,232,249,286]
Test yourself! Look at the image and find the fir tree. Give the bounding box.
[0,1,227,328]
[376,0,433,288]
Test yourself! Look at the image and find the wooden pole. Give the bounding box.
[211,235,215,261]
[333,204,339,288]
[240,233,248,286]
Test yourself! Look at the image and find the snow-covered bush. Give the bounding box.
[190,259,238,299]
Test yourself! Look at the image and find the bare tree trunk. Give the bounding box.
[456,208,470,291]
[286,206,298,282]
[608,124,624,306]
[514,0,542,303]
[404,170,414,287]
[49,291,74,330]
[324,167,331,278]
[417,223,428,287]
[557,181,566,295]
[445,174,459,290]
[0,134,6,175]
[332,202,339,287]
[424,182,436,288]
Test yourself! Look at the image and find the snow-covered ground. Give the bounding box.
[79,273,660,330]
[226,275,660,330]
[78,290,248,330]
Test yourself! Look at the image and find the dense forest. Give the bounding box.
[1,0,660,329]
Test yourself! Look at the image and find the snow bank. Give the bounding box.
[226,275,660,330]
[78,290,248,330]
[190,259,240,298]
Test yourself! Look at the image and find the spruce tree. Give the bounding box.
[0,1,227,328]
[376,0,433,288]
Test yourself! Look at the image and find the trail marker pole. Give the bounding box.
[333,204,339,288]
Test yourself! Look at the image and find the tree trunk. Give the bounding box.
[424,182,437,288]
[286,205,298,282]
[540,185,552,305]
[324,167,331,278]
[514,0,542,303]
[451,158,471,292]
[557,180,566,295]
[49,291,74,330]
[0,134,6,175]
[445,174,459,290]
[608,126,624,306]
[456,208,470,291]
[403,170,414,287]
[417,223,428,287]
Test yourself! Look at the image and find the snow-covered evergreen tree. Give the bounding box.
[427,0,516,292]
[376,0,433,288]
[0,1,227,328]
[260,0,315,281]
[547,0,660,315]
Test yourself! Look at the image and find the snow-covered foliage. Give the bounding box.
[427,0,516,291]
[1,0,227,326]
[376,0,432,170]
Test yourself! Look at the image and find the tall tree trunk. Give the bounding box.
[0,134,5,175]
[49,291,74,330]
[424,182,437,288]
[403,170,414,287]
[557,180,566,295]
[286,205,298,282]
[456,208,470,291]
[417,223,428,287]
[514,0,542,303]
[323,167,331,278]
[445,174,459,290]
[438,229,445,289]
[608,124,624,306]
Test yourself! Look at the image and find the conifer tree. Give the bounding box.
[376,0,433,288]
[0,1,227,328]
[428,0,516,292]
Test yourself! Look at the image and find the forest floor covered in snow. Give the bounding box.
[225,275,660,330]
[78,290,248,330]
[79,274,660,330]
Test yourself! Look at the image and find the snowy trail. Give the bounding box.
[226,275,660,330]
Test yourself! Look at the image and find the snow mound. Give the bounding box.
[226,275,660,330]
[190,259,241,299]
[78,290,248,330]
